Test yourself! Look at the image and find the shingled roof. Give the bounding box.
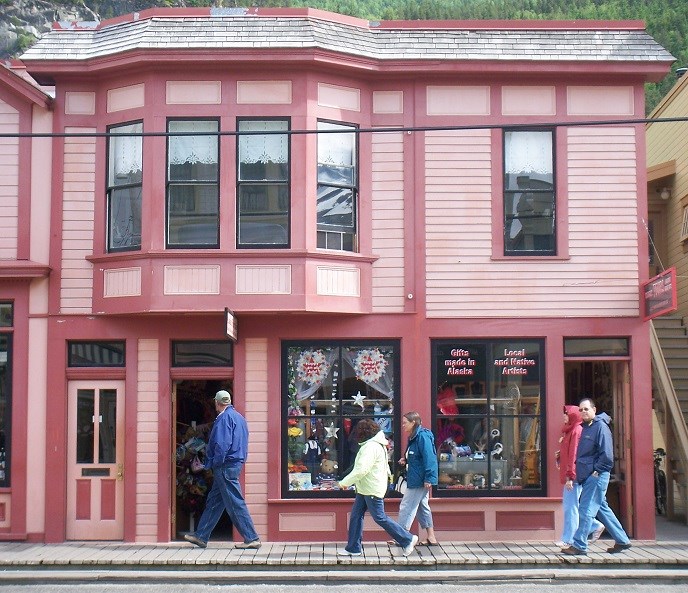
[19,7,674,67]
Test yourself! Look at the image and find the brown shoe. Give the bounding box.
[607,542,631,554]
[184,533,207,548]
[235,539,261,549]
[561,545,586,556]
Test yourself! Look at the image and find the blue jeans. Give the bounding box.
[397,487,434,531]
[561,482,603,544]
[572,471,630,551]
[345,493,413,553]
[194,461,259,544]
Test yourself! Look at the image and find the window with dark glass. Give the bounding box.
[283,341,399,497]
[317,121,357,252]
[167,119,220,248]
[0,303,12,487]
[76,388,117,464]
[564,338,629,357]
[433,339,545,496]
[68,341,126,367]
[107,121,142,252]
[504,130,555,256]
[237,119,290,248]
[172,341,233,367]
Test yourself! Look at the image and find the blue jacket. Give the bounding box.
[405,426,438,488]
[204,405,250,469]
[575,412,613,484]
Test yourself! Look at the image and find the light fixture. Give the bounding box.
[659,187,672,201]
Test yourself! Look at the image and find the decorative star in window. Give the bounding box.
[325,423,339,439]
[352,391,366,410]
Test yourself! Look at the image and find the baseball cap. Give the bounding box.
[215,390,232,405]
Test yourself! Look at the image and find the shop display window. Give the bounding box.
[282,341,399,497]
[432,339,545,496]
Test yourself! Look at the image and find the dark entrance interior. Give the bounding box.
[174,379,233,541]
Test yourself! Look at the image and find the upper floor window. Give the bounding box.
[504,130,555,256]
[107,121,142,252]
[167,119,220,248]
[237,119,290,248]
[317,121,358,252]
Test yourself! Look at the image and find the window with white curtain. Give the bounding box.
[167,119,220,248]
[317,121,357,252]
[107,121,142,251]
[237,119,290,248]
[503,130,555,256]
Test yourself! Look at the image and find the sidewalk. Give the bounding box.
[1,516,687,584]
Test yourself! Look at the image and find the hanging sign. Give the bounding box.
[225,307,238,342]
[642,267,677,321]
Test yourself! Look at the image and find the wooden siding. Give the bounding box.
[0,100,19,260]
[236,265,291,294]
[425,127,640,317]
[371,131,405,312]
[163,265,220,295]
[60,127,95,313]
[104,267,142,297]
[647,79,688,322]
[243,338,268,540]
[136,339,159,542]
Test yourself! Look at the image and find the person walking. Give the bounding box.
[555,405,604,548]
[337,418,418,557]
[562,398,632,556]
[396,411,439,546]
[184,390,261,550]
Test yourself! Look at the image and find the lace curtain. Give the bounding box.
[293,348,338,401]
[168,121,218,165]
[343,347,394,399]
[504,131,552,175]
[239,120,288,164]
[318,123,355,167]
[110,122,142,180]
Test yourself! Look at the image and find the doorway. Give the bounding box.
[173,379,233,541]
[564,360,632,535]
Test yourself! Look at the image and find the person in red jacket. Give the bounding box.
[554,405,604,548]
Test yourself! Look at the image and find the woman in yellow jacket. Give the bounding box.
[337,419,418,557]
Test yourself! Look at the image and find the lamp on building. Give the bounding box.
[659,187,672,201]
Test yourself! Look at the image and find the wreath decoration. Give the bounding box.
[354,348,388,383]
[296,349,331,385]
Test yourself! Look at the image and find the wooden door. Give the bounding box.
[66,380,125,540]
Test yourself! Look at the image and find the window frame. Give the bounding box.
[165,117,221,249]
[106,120,143,253]
[171,340,233,368]
[432,338,546,498]
[236,117,291,249]
[282,339,400,499]
[316,120,359,252]
[67,341,126,367]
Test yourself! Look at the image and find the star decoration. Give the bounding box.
[325,423,340,439]
[352,392,366,410]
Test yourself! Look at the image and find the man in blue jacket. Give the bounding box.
[184,390,261,550]
[562,398,631,556]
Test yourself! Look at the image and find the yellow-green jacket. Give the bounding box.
[339,430,391,497]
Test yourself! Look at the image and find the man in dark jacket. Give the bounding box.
[562,398,631,556]
[184,390,261,550]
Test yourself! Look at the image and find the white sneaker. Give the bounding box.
[402,534,419,556]
[554,541,568,548]
[589,526,605,542]
[337,549,362,556]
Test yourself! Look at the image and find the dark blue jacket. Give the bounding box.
[405,426,438,488]
[204,405,250,469]
[575,412,614,484]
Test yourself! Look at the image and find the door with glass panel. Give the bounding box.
[66,381,125,540]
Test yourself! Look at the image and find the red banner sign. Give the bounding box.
[642,267,677,321]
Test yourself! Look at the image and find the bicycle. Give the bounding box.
[654,447,667,515]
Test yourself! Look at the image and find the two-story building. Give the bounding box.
[0,8,673,544]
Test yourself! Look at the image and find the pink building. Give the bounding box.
[0,8,674,543]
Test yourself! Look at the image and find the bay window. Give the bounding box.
[504,130,555,256]
[283,341,399,497]
[433,339,545,496]
[167,119,220,248]
[237,119,290,248]
[317,121,357,252]
[107,121,142,252]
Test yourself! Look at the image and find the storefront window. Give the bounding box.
[433,339,545,496]
[0,303,12,487]
[283,341,399,497]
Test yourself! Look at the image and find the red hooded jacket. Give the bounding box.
[558,405,583,484]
